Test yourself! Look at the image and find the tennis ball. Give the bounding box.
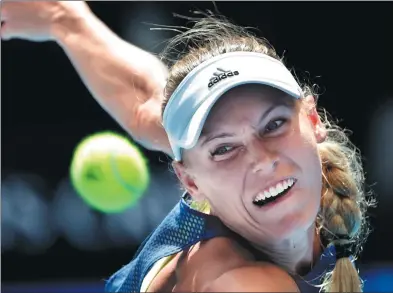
[70,132,149,213]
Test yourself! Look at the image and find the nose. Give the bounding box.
[248,138,279,174]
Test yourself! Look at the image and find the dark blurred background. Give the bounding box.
[2,1,393,292]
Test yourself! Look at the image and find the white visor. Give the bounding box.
[163,51,303,161]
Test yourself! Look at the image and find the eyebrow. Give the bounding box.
[200,99,292,147]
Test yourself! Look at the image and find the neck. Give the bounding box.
[251,225,322,276]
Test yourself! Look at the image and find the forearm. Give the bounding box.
[52,11,170,152]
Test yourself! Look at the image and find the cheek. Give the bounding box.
[198,166,244,192]
[193,160,247,203]
[281,117,323,182]
[296,134,323,198]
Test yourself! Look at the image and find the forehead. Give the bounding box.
[203,84,294,127]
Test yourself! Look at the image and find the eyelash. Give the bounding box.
[263,118,287,134]
[211,145,236,157]
[210,118,288,157]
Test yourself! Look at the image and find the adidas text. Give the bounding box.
[208,71,239,88]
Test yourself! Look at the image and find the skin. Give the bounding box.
[2,3,330,290]
[148,84,328,292]
[174,84,327,274]
[1,1,170,153]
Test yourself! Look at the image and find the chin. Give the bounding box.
[248,187,320,237]
[257,208,318,241]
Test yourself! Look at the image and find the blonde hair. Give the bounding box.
[159,12,375,292]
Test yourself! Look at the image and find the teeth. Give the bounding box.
[253,178,295,203]
[277,183,284,193]
[255,193,264,201]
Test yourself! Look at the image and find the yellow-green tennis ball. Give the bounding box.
[70,132,149,213]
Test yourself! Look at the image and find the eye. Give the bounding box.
[211,145,235,157]
[264,118,286,133]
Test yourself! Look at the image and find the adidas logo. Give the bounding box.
[208,68,239,88]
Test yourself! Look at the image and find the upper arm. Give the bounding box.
[120,55,172,155]
[131,95,173,156]
[124,55,173,155]
[203,264,300,292]
[60,21,172,155]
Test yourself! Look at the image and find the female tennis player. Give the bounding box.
[1,2,373,292]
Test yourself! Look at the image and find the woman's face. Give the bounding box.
[174,84,326,244]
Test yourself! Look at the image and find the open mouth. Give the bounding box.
[252,178,297,207]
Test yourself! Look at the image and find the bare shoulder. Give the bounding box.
[204,262,300,292]
[174,237,298,292]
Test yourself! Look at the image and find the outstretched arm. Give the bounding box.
[1,1,172,155]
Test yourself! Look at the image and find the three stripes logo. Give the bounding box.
[208,67,239,89]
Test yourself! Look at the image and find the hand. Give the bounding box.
[1,1,91,42]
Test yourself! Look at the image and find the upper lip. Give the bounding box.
[252,177,297,199]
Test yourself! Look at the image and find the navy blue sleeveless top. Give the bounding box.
[105,195,337,293]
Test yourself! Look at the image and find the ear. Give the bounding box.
[172,161,205,201]
[303,95,327,143]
